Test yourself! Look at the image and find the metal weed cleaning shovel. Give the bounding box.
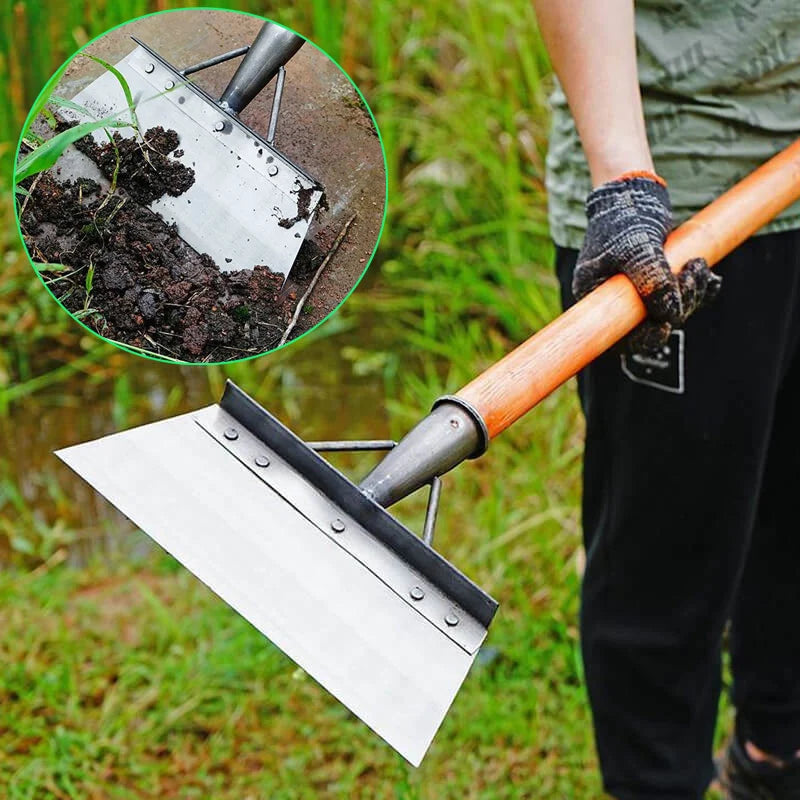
[55,139,800,765]
[56,21,323,277]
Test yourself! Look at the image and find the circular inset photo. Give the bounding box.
[14,9,386,364]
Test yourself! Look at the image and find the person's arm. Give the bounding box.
[534,0,654,186]
[533,0,720,354]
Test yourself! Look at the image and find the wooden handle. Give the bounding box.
[457,138,800,440]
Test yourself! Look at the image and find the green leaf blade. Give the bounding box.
[82,53,140,132]
[14,115,132,183]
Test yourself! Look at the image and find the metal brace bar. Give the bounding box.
[307,438,442,546]
[307,440,396,452]
[422,477,442,547]
[266,65,286,145]
[180,45,250,77]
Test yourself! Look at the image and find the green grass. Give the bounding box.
[15,51,140,185]
[0,0,732,796]
[0,551,596,799]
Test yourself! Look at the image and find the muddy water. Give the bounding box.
[0,329,394,566]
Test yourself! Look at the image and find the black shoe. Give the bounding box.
[719,736,800,799]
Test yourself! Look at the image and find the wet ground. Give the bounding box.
[46,9,385,340]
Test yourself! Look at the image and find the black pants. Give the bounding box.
[555,230,800,800]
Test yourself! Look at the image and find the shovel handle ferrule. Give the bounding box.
[219,22,304,115]
[455,137,800,440]
[358,401,485,508]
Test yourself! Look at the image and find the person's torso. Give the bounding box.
[546,0,800,249]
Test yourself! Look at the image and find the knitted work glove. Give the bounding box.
[573,173,722,354]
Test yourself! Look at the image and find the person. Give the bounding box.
[532,2,800,798]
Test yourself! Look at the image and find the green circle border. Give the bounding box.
[12,6,389,367]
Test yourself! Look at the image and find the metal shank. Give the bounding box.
[219,22,304,114]
[358,401,487,508]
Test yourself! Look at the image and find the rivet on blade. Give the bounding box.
[444,611,460,627]
[223,427,239,441]
[410,586,425,601]
[331,518,346,533]
[144,63,155,74]
[214,121,225,132]
[164,80,175,90]
[254,455,270,468]
[268,165,279,177]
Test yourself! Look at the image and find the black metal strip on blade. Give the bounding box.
[129,36,322,189]
[194,412,484,653]
[220,381,499,628]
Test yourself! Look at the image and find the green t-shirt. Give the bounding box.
[546,0,800,249]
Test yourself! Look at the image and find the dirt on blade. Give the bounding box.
[278,185,317,229]
[18,127,325,362]
[73,125,197,205]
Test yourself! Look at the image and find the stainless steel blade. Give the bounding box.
[55,43,323,277]
[55,408,481,766]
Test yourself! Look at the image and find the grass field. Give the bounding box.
[0,1,731,797]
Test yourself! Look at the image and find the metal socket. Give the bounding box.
[359,401,485,508]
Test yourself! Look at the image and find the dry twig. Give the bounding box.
[18,172,44,221]
[278,213,357,347]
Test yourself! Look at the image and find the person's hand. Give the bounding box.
[572,173,722,354]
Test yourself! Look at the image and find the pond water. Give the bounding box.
[0,325,400,566]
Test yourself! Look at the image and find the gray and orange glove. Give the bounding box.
[573,172,722,354]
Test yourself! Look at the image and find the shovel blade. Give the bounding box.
[57,43,322,277]
[56,403,485,765]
